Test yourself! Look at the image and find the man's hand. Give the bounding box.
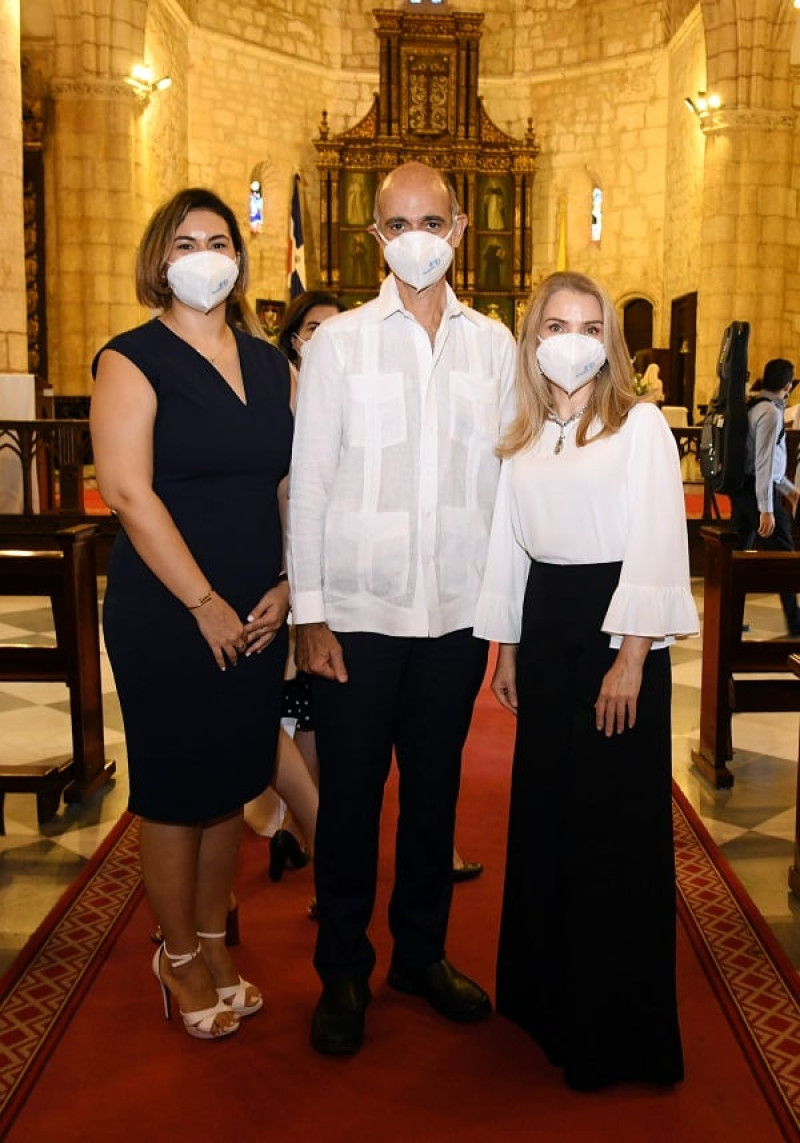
[295,622,348,682]
[758,511,776,538]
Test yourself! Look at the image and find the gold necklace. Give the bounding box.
[162,316,231,366]
[207,330,232,366]
[547,403,588,454]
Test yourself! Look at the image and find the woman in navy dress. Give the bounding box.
[475,271,698,1089]
[91,188,292,1040]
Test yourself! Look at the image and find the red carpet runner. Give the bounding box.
[1,678,799,1142]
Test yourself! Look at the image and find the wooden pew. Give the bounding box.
[0,523,115,832]
[691,526,800,788]
[788,655,800,901]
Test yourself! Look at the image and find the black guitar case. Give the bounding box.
[699,321,750,495]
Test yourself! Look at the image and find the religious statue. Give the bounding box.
[346,174,372,227]
[483,180,506,230]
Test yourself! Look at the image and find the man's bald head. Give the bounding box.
[373,162,460,224]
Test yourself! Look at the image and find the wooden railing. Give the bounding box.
[0,418,116,828]
[0,419,795,568]
[0,419,118,567]
[0,418,93,514]
[0,523,116,831]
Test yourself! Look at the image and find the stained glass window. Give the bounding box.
[591,186,603,242]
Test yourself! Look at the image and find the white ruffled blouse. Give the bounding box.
[473,401,700,648]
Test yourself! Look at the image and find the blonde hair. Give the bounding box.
[499,271,637,458]
[135,187,265,340]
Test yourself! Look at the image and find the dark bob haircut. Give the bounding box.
[277,290,346,366]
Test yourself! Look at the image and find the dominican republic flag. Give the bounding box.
[287,173,306,298]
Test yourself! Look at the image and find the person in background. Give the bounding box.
[289,161,516,1056]
[247,291,347,889]
[730,357,800,636]
[475,270,698,1089]
[91,187,292,1040]
[641,362,664,404]
[279,289,346,378]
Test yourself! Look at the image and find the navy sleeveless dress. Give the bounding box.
[94,319,292,823]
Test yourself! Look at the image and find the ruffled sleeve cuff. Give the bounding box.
[473,590,522,644]
[602,581,699,641]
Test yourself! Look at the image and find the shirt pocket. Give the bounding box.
[448,371,500,445]
[344,372,407,449]
[324,509,411,601]
[437,505,491,600]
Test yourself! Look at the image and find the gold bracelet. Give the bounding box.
[187,589,214,611]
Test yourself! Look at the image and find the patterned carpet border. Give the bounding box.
[0,812,142,1131]
[2,799,800,1137]
[672,783,800,1141]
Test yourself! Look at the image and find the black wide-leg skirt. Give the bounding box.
[495,560,683,1090]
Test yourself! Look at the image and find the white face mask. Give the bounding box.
[166,250,239,313]
[536,333,607,395]
[378,228,454,292]
[292,334,308,361]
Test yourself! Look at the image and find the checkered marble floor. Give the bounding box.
[0,580,798,976]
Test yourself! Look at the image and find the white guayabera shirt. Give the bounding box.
[474,401,699,649]
[288,274,517,638]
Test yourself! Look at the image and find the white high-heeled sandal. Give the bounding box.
[152,942,241,1039]
[197,929,263,1017]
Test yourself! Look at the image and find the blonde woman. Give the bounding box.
[475,271,698,1089]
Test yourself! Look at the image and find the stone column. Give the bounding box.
[0,0,29,373]
[695,107,796,403]
[694,0,796,403]
[46,78,143,396]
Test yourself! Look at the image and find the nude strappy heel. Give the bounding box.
[197,929,263,1017]
[152,942,241,1039]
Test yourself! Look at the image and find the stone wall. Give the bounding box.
[482,11,670,331]
[1,0,28,374]
[184,21,377,303]
[662,6,706,342]
[136,0,190,224]
[9,0,800,402]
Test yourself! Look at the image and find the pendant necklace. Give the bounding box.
[547,404,588,455]
[162,315,231,366]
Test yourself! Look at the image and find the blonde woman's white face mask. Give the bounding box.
[536,333,606,394]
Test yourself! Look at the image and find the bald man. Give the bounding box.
[288,162,516,1055]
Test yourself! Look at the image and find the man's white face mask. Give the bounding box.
[376,227,455,292]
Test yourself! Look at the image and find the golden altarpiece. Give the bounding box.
[314,7,539,330]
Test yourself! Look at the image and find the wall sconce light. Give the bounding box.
[125,64,172,100]
[684,91,722,119]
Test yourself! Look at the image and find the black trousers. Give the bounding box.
[310,628,488,984]
[496,560,683,1089]
[730,476,800,634]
